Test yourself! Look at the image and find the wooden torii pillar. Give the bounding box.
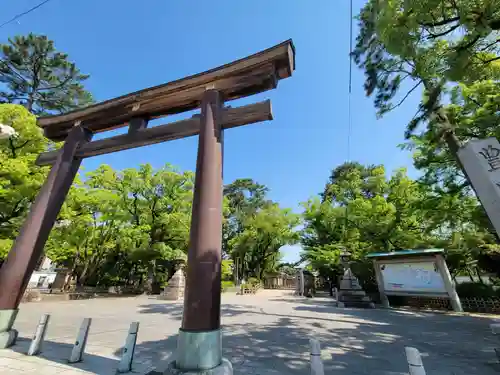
[0,40,295,373]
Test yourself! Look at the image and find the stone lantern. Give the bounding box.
[158,259,186,301]
[339,250,352,268]
[336,249,374,309]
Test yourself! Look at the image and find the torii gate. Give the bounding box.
[0,40,295,372]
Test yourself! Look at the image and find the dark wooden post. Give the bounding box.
[176,90,224,371]
[0,125,92,347]
[182,89,223,331]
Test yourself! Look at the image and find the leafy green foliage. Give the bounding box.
[348,1,500,286]
[301,161,499,283]
[0,34,93,115]
[229,203,300,280]
[221,280,235,292]
[221,259,233,281]
[353,0,500,137]
[44,163,194,289]
[456,282,499,298]
[0,104,49,241]
[223,178,296,281]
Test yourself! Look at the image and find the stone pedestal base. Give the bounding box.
[176,329,222,370]
[158,329,231,375]
[0,329,17,349]
[159,269,185,301]
[337,269,375,309]
[0,309,19,349]
[163,357,232,375]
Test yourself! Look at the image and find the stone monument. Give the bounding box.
[159,267,185,301]
[337,251,374,308]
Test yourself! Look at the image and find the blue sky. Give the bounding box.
[1,0,422,263]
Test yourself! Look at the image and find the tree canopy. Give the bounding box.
[353,0,500,137]
[0,33,93,115]
[0,104,49,258]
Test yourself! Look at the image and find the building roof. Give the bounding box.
[366,248,444,259]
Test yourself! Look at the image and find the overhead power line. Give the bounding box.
[0,0,53,30]
[344,0,355,244]
[347,0,354,162]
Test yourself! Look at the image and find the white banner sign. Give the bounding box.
[458,137,500,237]
[380,262,446,294]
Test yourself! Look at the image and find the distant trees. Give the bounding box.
[223,178,300,282]
[301,162,499,287]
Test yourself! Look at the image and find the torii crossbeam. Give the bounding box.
[0,39,295,374]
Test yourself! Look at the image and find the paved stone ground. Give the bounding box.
[0,289,498,374]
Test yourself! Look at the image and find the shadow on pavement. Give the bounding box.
[5,293,500,375]
[135,295,500,375]
[10,337,121,374]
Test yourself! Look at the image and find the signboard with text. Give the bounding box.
[379,262,446,294]
[458,137,500,237]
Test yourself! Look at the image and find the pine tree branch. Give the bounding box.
[480,56,500,64]
[426,24,461,39]
[38,75,74,91]
[420,16,460,27]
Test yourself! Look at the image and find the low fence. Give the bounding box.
[22,286,143,303]
[405,296,500,314]
[264,276,296,290]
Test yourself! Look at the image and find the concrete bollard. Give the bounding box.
[310,339,325,375]
[68,318,92,363]
[405,347,426,375]
[334,288,344,307]
[27,314,50,356]
[117,322,140,373]
[490,324,500,362]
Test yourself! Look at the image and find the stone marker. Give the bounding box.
[491,323,500,362]
[27,313,50,356]
[405,347,426,375]
[159,268,185,301]
[117,322,139,373]
[337,268,374,308]
[69,318,91,363]
[458,138,500,238]
[310,339,324,375]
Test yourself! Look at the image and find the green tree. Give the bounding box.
[0,104,49,259]
[46,183,125,286]
[352,1,500,281]
[402,80,500,196]
[45,163,194,290]
[230,203,300,280]
[353,0,500,159]
[302,163,434,283]
[0,33,93,115]
[89,163,193,289]
[223,178,271,281]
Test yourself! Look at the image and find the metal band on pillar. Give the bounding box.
[176,89,224,371]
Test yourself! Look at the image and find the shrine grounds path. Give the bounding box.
[0,289,498,375]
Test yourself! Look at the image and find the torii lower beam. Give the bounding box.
[35,100,272,166]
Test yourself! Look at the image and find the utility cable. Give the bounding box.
[344,0,354,246]
[347,0,353,162]
[0,0,53,30]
